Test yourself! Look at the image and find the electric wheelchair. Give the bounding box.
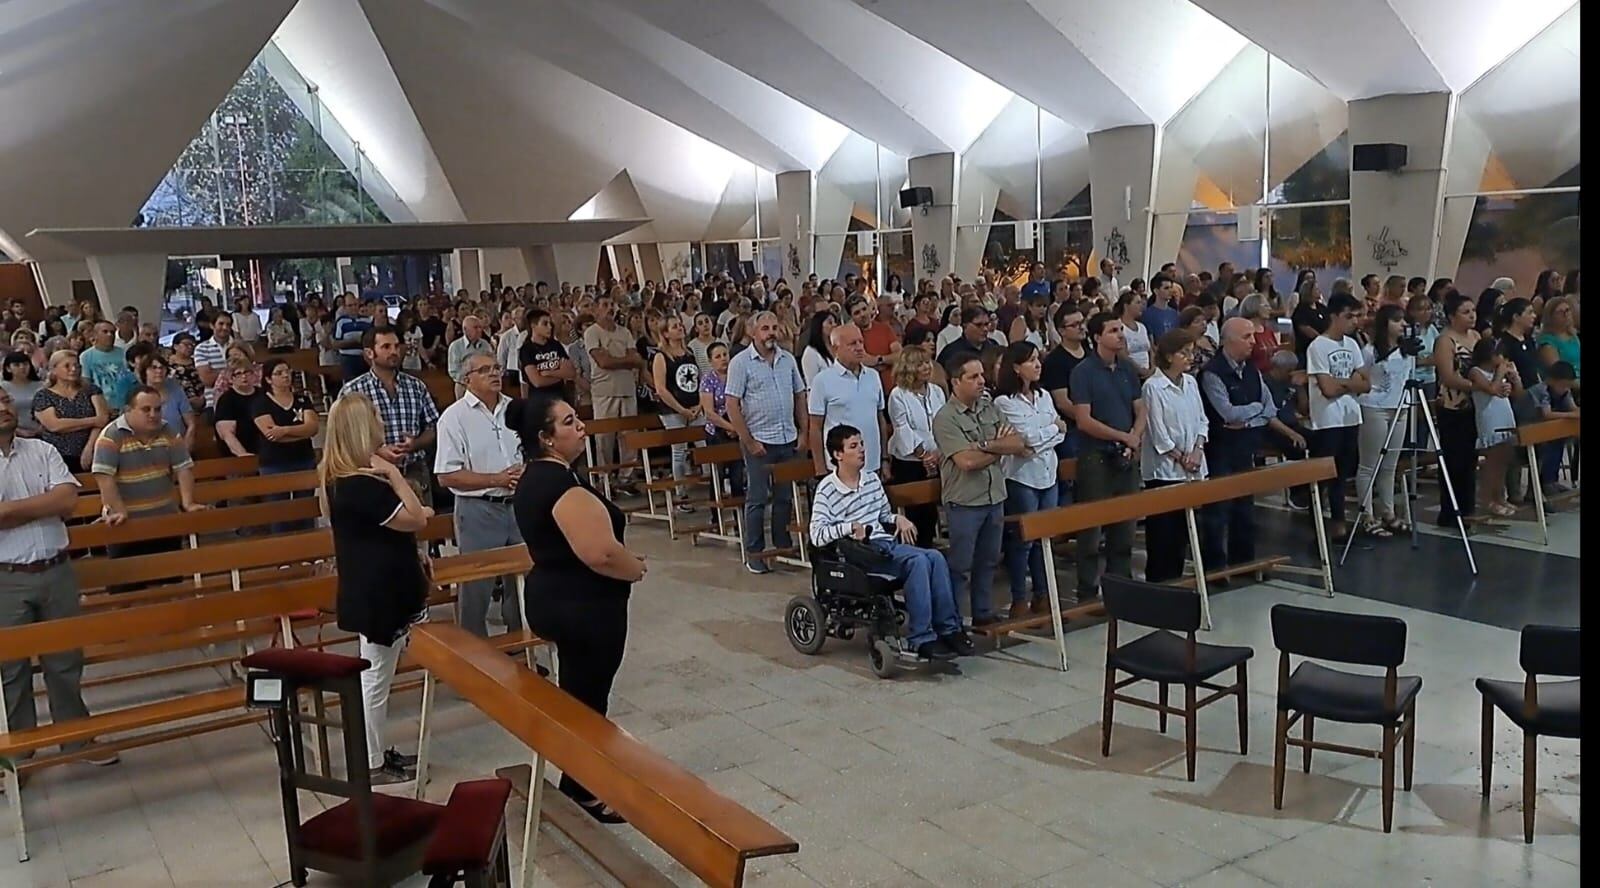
[783,541,960,678]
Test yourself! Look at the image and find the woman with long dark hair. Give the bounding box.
[1532,269,1563,311]
[993,341,1066,616]
[1434,293,1481,524]
[516,393,647,823]
[1255,267,1280,314]
[800,310,837,388]
[1354,305,1415,536]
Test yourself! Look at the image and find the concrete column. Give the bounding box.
[775,170,814,280]
[450,248,484,295]
[1088,125,1158,283]
[550,243,601,288]
[478,248,532,291]
[29,260,92,309]
[1348,92,1453,282]
[907,152,956,285]
[85,253,166,325]
[633,244,664,284]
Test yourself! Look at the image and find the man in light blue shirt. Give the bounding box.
[807,323,886,476]
[726,311,807,575]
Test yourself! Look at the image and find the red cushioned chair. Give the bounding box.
[422,778,514,888]
[241,648,445,887]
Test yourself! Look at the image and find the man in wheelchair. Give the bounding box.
[809,424,976,661]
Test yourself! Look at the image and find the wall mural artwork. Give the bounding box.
[921,243,941,276]
[1103,227,1130,267]
[787,243,801,276]
[1368,225,1408,269]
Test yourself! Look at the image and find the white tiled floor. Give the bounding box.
[2,531,1579,887]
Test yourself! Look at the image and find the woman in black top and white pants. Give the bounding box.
[515,392,648,823]
[321,392,434,785]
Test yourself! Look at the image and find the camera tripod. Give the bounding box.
[1340,379,1478,574]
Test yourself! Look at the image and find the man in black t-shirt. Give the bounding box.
[518,308,573,395]
[418,301,448,367]
[1040,302,1087,502]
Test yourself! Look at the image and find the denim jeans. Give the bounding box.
[1003,480,1058,604]
[945,502,1004,620]
[864,539,961,647]
[658,411,699,495]
[261,457,317,533]
[742,440,797,560]
[1539,440,1568,486]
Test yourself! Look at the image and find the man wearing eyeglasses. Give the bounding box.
[434,353,525,637]
[1041,302,1088,503]
[935,307,1000,372]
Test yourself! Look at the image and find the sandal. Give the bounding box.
[1383,516,1412,534]
[1490,502,1518,517]
[1357,516,1392,538]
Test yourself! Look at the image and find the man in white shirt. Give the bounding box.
[808,424,973,661]
[447,315,494,399]
[1097,259,1121,299]
[1305,292,1370,541]
[807,323,887,476]
[0,388,118,770]
[231,295,263,345]
[434,353,525,637]
[112,308,139,350]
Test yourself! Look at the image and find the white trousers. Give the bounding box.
[358,632,407,769]
[1356,406,1404,519]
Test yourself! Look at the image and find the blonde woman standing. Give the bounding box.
[320,393,434,786]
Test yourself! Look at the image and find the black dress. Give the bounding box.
[328,474,428,646]
[514,459,630,804]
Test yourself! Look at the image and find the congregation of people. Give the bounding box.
[0,259,1580,797]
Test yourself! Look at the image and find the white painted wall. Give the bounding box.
[1347,92,1452,281]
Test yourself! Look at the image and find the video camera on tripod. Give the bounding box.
[1398,320,1426,358]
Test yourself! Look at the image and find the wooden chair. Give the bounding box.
[1270,604,1421,833]
[420,778,514,888]
[1100,574,1253,781]
[1477,624,1581,843]
[242,647,444,887]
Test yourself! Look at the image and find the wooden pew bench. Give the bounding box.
[72,469,321,521]
[1515,417,1581,545]
[767,458,820,569]
[1006,458,1337,671]
[72,454,261,488]
[409,623,798,888]
[620,426,716,539]
[66,498,323,553]
[690,443,746,549]
[582,414,661,499]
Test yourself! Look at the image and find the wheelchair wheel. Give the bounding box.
[785,596,827,655]
[866,637,896,679]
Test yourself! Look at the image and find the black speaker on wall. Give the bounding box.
[899,186,934,209]
[1352,143,1408,172]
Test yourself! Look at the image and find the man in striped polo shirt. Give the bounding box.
[91,385,206,563]
[808,424,974,662]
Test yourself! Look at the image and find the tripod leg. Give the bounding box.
[1415,397,1479,575]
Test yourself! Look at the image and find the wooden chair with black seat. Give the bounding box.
[1270,604,1421,833]
[1477,624,1580,844]
[240,648,445,887]
[1100,575,1254,781]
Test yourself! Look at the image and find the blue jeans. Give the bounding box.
[945,502,1004,620]
[261,458,317,533]
[1539,440,1568,486]
[866,539,961,647]
[1003,480,1058,604]
[742,440,797,561]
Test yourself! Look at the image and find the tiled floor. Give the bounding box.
[2,510,1579,887]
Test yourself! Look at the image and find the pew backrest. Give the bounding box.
[68,498,322,551]
[73,469,322,519]
[1517,417,1581,447]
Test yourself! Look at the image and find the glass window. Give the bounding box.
[881,230,914,290]
[1040,219,1094,282]
[1450,191,1581,295]
[877,148,909,230]
[1266,55,1349,204]
[1175,211,1259,278]
[1040,111,1091,219]
[975,223,1031,285]
[1158,46,1267,211]
[1266,205,1352,290]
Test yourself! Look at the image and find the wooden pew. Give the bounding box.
[72,469,320,520]
[409,623,798,888]
[769,458,821,569]
[1009,458,1337,671]
[884,459,1080,540]
[582,414,662,499]
[689,443,745,550]
[67,498,322,552]
[1516,417,1581,545]
[620,426,714,538]
[73,454,261,488]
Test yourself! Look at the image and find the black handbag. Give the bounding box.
[834,536,897,575]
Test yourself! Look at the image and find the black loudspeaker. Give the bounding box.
[899,186,934,208]
[1352,143,1408,172]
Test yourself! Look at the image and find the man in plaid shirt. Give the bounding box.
[339,327,440,499]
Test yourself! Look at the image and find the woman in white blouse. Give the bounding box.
[800,311,837,388]
[1116,290,1154,378]
[994,341,1067,619]
[1140,329,1209,583]
[886,347,946,547]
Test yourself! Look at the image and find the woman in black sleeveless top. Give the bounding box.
[651,315,703,511]
[514,393,647,823]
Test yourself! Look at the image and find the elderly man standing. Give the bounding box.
[585,296,648,495]
[1200,318,1307,569]
[808,322,887,476]
[0,388,120,772]
[341,328,440,500]
[435,353,525,637]
[726,311,808,575]
[447,314,494,399]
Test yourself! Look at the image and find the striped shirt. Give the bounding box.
[808,470,893,547]
[90,416,193,516]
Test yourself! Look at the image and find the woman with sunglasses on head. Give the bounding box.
[516,393,647,824]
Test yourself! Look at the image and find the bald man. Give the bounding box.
[447,314,494,398]
[808,323,888,475]
[1198,318,1306,569]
